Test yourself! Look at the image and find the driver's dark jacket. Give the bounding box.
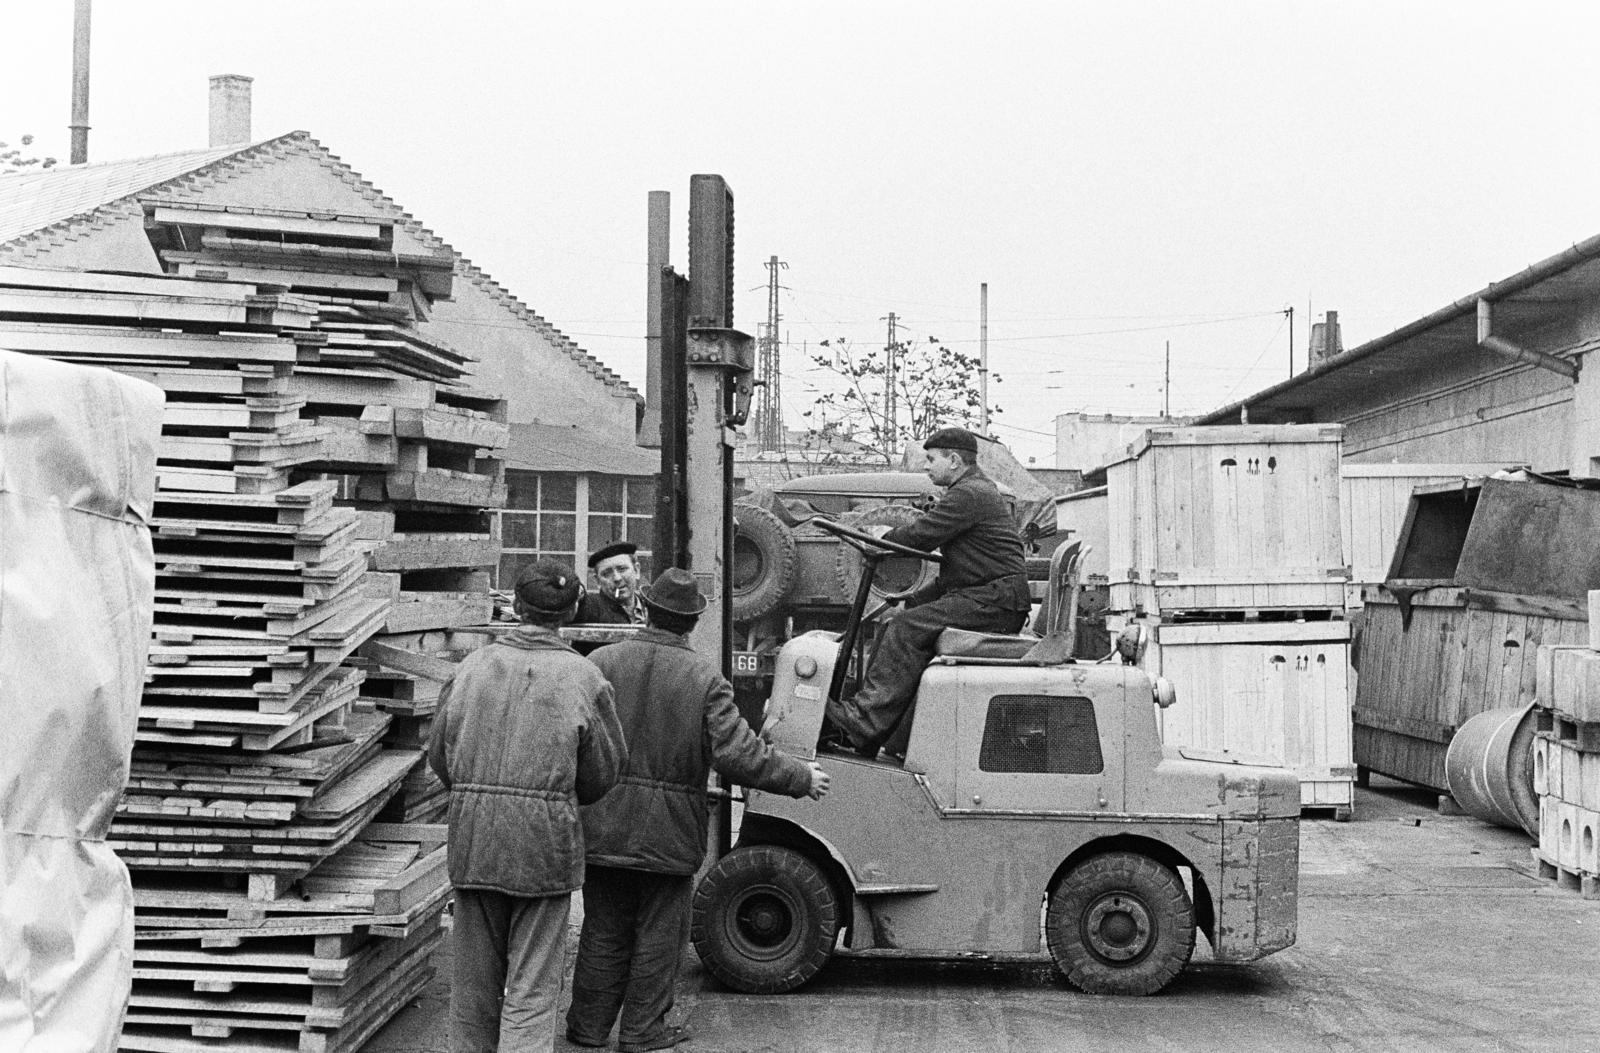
[882,465,1030,611]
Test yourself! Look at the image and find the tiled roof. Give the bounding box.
[505,422,658,475]
[0,133,639,400]
[0,143,260,244]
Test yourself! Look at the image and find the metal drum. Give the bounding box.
[1444,703,1539,837]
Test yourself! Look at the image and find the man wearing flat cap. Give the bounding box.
[566,568,831,1053]
[826,426,1030,759]
[576,540,645,625]
[427,559,626,1053]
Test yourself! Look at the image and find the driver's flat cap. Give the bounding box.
[923,426,978,453]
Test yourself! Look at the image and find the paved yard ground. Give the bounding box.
[367,779,1595,1052]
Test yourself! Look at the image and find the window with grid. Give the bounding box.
[497,471,578,588]
[586,475,657,579]
[978,695,1103,774]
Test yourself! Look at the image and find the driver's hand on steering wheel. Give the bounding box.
[866,524,892,540]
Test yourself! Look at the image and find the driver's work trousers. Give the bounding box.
[827,588,1027,754]
[565,865,694,1049]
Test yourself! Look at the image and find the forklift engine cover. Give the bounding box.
[720,628,1300,994]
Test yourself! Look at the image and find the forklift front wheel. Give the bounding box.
[691,845,839,994]
[1046,852,1195,996]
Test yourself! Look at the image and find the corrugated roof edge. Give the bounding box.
[1198,230,1600,425]
[0,131,639,401]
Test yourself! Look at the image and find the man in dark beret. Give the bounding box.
[576,540,645,625]
[427,559,626,1052]
[825,426,1030,760]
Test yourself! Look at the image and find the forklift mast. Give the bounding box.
[653,175,755,677]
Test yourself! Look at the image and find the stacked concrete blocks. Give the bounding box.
[1533,609,1600,898]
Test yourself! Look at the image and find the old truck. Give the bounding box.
[691,520,1301,997]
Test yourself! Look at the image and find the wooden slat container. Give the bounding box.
[1152,620,1355,815]
[1353,586,1587,791]
[1108,424,1347,614]
[1053,485,1109,584]
[1338,464,1509,608]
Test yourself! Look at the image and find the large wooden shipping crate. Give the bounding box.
[1107,424,1347,614]
[1153,620,1355,815]
[1355,587,1585,791]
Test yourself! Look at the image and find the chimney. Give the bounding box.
[1307,310,1344,369]
[208,74,253,147]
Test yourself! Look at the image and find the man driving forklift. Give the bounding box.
[824,426,1031,760]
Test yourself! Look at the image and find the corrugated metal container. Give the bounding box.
[1107,424,1347,614]
[1338,463,1508,607]
[1152,620,1354,815]
[1053,485,1108,583]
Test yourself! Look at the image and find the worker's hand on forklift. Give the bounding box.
[805,761,831,800]
[866,524,892,539]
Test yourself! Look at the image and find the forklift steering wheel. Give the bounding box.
[812,517,943,563]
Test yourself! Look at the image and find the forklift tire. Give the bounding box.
[1046,851,1195,996]
[691,845,839,994]
[732,504,798,622]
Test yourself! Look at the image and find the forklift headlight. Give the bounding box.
[1153,676,1177,709]
[794,655,818,679]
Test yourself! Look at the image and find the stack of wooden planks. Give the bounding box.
[1105,424,1356,819]
[0,244,498,1050]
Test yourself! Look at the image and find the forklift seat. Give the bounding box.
[934,628,1039,661]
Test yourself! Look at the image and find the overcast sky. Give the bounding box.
[7,2,1600,464]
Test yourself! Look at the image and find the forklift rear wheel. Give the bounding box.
[1046,851,1195,996]
[691,845,839,994]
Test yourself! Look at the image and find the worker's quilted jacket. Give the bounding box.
[581,627,813,875]
[427,627,625,897]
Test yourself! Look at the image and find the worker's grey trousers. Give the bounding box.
[829,590,1027,753]
[565,864,693,1047]
[449,887,570,1053]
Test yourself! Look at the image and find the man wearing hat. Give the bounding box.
[576,540,645,625]
[427,559,626,1053]
[565,568,831,1053]
[825,426,1030,759]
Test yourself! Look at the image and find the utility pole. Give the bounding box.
[754,256,788,452]
[979,283,989,437]
[1286,305,1295,377]
[883,311,899,455]
[1163,340,1171,419]
[69,0,92,164]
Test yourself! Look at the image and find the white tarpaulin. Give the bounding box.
[0,350,162,1052]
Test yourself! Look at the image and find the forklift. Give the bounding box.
[650,176,1301,998]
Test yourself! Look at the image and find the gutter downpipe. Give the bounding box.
[1477,298,1580,381]
[1203,232,1600,423]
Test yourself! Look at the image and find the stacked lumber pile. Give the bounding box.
[1532,603,1600,898]
[1106,424,1356,819]
[0,238,494,1051]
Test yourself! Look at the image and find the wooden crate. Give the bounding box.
[1053,485,1109,584]
[1338,464,1508,608]
[1353,587,1587,792]
[1151,620,1355,815]
[1107,424,1347,614]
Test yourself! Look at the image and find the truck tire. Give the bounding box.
[833,505,938,604]
[732,503,798,621]
[1046,851,1195,996]
[691,845,838,994]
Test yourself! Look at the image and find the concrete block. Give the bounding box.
[1549,646,1600,722]
[1541,796,1561,861]
[1580,808,1600,875]
[1538,644,1592,707]
[1547,736,1566,804]
[1534,736,1550,796]
[1563,740,1587,804]
[1560,801,1582,869]
[1592,591,1600,651]
[1586,751,1600,812]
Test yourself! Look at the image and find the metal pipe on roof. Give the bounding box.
[1477,298,1580,381]
[68,0,91,165]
